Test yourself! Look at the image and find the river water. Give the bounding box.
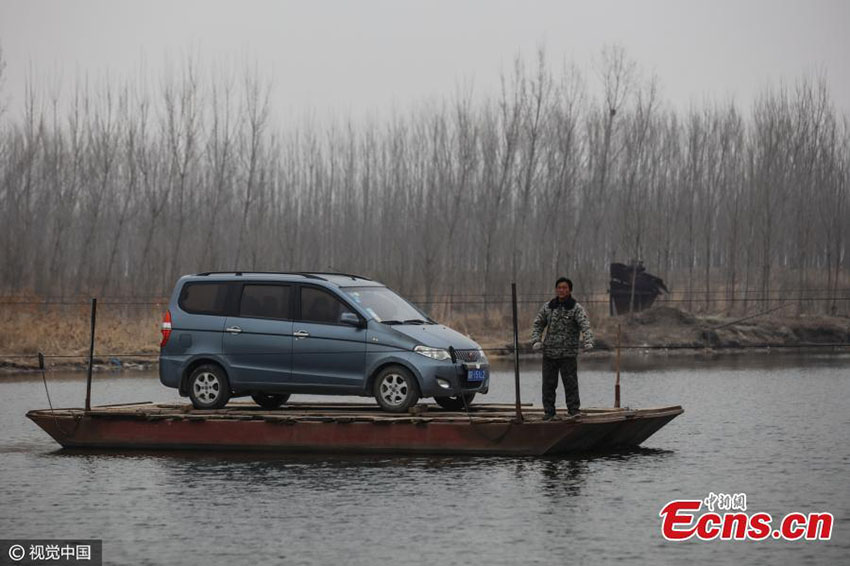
[1,353,848,565]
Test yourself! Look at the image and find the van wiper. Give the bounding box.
[383,318,430,325]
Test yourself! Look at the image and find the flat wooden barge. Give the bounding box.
[27,402,683,456]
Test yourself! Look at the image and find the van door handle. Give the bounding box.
[226,326,242,335]
[294,330,310,339]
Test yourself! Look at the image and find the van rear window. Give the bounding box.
[179,282,230,315]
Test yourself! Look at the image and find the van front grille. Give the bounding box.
[455,348,480,363]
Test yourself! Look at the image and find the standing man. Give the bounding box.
[531,277,594,420]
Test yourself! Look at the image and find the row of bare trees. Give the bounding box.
[1,47,848,316]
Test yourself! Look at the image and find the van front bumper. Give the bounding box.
[418,360,490,398]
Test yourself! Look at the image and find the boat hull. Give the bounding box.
[27,402,683,456]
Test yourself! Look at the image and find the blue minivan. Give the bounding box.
[159,272,489,412]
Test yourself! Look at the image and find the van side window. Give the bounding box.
[179,282,230,315]
[240,284,291,320]
[300,287,353,324]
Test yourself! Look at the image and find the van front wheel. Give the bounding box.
[374,366,420,413]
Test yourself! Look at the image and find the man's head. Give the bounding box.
[555,277,573,299]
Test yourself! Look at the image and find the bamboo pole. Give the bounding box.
[85,298,97,412]
[511,283,523,422]
[615,323,621,408]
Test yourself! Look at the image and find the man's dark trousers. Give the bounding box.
[542,356,579,416]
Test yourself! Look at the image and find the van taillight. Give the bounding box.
[160,310,172,347]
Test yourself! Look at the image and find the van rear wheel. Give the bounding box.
[374,366,420,413]
[251,393,290,410]
[434,393,476,411]
[188,364,231,410]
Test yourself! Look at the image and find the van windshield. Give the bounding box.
[342,287,431,324]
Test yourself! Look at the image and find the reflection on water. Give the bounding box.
[1,355,849,564]
[43,448,629,499]
[538,458,588,498]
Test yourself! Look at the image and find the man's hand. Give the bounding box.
[532,341,543,351]
[583,342,594,352]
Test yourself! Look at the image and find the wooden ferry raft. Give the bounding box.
[27,402,683,456]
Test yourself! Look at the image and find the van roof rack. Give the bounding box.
[194,271,327,280]
[192,271,372,282]
[306,272,372,282]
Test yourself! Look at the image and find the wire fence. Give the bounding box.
[0,298,849,313]
[2,342,850,364]
[1,288,848,367]
[2,288,850,301]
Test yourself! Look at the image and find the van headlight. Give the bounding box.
[414,345,452,361]
[477,348,487,362]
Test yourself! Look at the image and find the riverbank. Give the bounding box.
[1,306,847,373]
[0,305,161,373]
[477,306,850,358]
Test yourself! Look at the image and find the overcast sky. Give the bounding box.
[1,0,848,121]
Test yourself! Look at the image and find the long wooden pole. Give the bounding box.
[511,283,523,422]
[85,298,97,412]
[615,323,621,408]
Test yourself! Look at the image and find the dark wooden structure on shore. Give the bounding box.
[609,262,669,315]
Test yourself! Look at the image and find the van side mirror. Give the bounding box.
[339,312,364,328]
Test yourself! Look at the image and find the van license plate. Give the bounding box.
[467,369,486,382]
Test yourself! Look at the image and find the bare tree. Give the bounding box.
[163,58,200,286]
[233,67,270,268]
[0,48,848,321]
